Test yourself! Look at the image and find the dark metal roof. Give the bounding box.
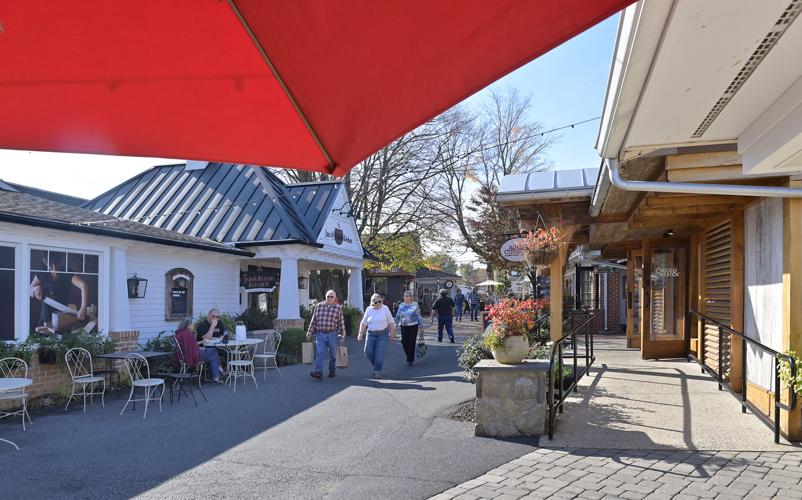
[84,163,346,246]
[0,191,252,256]
[0,180,87,206]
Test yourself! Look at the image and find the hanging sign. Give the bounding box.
[500,237,526,262]
[240,266,280,290]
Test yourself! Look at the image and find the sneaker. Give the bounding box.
[310,371,323,380]
[437,339,443,342]
[450,338,455,344]
[373,371,382,379]
[328,371,336,378]
[211,378,222,384]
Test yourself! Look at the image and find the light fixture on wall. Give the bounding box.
[298,275,309,289]
[127,273,148,298]
[663,229,676,238]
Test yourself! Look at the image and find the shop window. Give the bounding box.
[165,268,193,320]
[29,248,100,334]
[0,246,15,340]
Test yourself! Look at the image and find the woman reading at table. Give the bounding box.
[176,317,221,383]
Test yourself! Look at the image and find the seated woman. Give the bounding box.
[174,317,221,383]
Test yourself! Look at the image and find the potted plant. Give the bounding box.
[34,335,59,364]
[524,227,566,266]
[483,299,537,364]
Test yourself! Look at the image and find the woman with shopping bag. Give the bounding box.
[395,290,423,367]
[358,294,397,379]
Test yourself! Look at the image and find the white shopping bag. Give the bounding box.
[235,321,247,341]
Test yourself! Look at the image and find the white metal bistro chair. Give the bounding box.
[0,357,32,431]
[174,340,206,402]
[64,347,106,412]
[253,330,283,380]
[225,342,259,391]
[120,353,165,418]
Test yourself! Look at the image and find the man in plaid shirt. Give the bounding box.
[306,289,347,379]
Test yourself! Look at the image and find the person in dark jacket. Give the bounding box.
[430,289,455,343]
[454,288,466,322]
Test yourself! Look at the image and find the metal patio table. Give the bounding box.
[0,377,33,450]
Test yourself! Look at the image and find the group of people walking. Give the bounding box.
[306,288,461,380]
[452,287,484,322]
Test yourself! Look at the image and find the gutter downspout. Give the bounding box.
[605,158,802,198]
[603,273,608,331]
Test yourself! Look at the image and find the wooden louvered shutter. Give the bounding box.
[702,220,732,378]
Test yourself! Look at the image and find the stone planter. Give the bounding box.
[491,335,529,364]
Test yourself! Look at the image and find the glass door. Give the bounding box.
[641,240,688,359]
[626,250,642,349]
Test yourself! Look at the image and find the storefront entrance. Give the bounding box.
[627,240,689,360]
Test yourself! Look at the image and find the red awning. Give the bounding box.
[0,1,633,176]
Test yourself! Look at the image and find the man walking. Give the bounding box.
[467,287,480,321]
[430,289,455,343]
[306,290,347,380]
[454,288,466,322]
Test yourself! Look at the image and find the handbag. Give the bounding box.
[415,327,427,359]
[336,343,349,368]
[302,341,314,364]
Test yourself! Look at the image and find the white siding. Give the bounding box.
[744,199,784,390]
[125,243,241,342]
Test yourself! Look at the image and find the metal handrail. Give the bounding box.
[689,310,798,443]
[547,310,597,439]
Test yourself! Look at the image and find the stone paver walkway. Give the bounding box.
[431,335,802,499]
[432,448,802,500]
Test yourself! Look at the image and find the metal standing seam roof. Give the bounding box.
[83,163,344,246]
[498,168,600,197]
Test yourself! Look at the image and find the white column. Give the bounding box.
[347,267,363,308]
[277,256,301,320]
[109,247,131,332]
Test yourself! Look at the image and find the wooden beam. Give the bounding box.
[644,195,752,208]
[666,151,741,170]
[729,211,744,393]
[635,204,743,218]
[783,181,802,440]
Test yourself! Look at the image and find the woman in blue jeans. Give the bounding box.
[358,293,397,379]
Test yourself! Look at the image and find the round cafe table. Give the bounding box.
[0,378,33,451]
[202,338,262,347]
[202,338,263,390]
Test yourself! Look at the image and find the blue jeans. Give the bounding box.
[437,315,454,341]
[364,328,389,372]
[314,331,339,373]
[470,303,479,321]
[201,347,221,380]
[455,303,464,321]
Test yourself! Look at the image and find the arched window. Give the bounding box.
[165,268,193,320]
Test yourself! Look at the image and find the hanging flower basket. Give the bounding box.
[524,227,566,267]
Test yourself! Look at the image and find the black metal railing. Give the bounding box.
[689,310,798,443]
[547,310,597,439]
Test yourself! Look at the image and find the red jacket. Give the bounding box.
[175,328,200,367]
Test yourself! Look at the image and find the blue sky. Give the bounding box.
[466,13,619,172]
[0,14,618,198]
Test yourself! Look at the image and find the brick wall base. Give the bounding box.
[0,330,140,411]
[274,319,305,331]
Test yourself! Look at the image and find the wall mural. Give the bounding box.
[29,248,99,334]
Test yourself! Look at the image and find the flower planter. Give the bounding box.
[491,335,529,364]
[525,247,558,266]
[38,348,57,364]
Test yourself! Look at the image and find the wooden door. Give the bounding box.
[701,220,733,378]
[641,239,689,360]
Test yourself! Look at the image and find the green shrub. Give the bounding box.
[457,336,493,383]
[779,350,802,396]
[300,305,314,331]
[277,328,306,366]
[342,305,363,337]
[56,331,116,363]
[528,342,552,360]
[0,338,36,364]
[142,331,175,352]
[236,307,273,330]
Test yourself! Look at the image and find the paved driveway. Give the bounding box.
[2,323,535,499]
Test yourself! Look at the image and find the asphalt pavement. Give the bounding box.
[1,322,536,499]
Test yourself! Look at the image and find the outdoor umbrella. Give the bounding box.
[475,280,504,287]
[0,0,633,176]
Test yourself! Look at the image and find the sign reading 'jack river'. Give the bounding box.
[500,237,526,262]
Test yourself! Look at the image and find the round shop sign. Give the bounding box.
[500,237,526,262]
[444,280,454,289]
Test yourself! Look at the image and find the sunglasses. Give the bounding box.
[211,315,220,318]
[372,300,381,304]
[326,296,335,299]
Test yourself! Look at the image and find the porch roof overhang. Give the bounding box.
[598,0,802,176]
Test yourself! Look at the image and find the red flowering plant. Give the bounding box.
[484,299,543,350]
[524,226,566,266]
